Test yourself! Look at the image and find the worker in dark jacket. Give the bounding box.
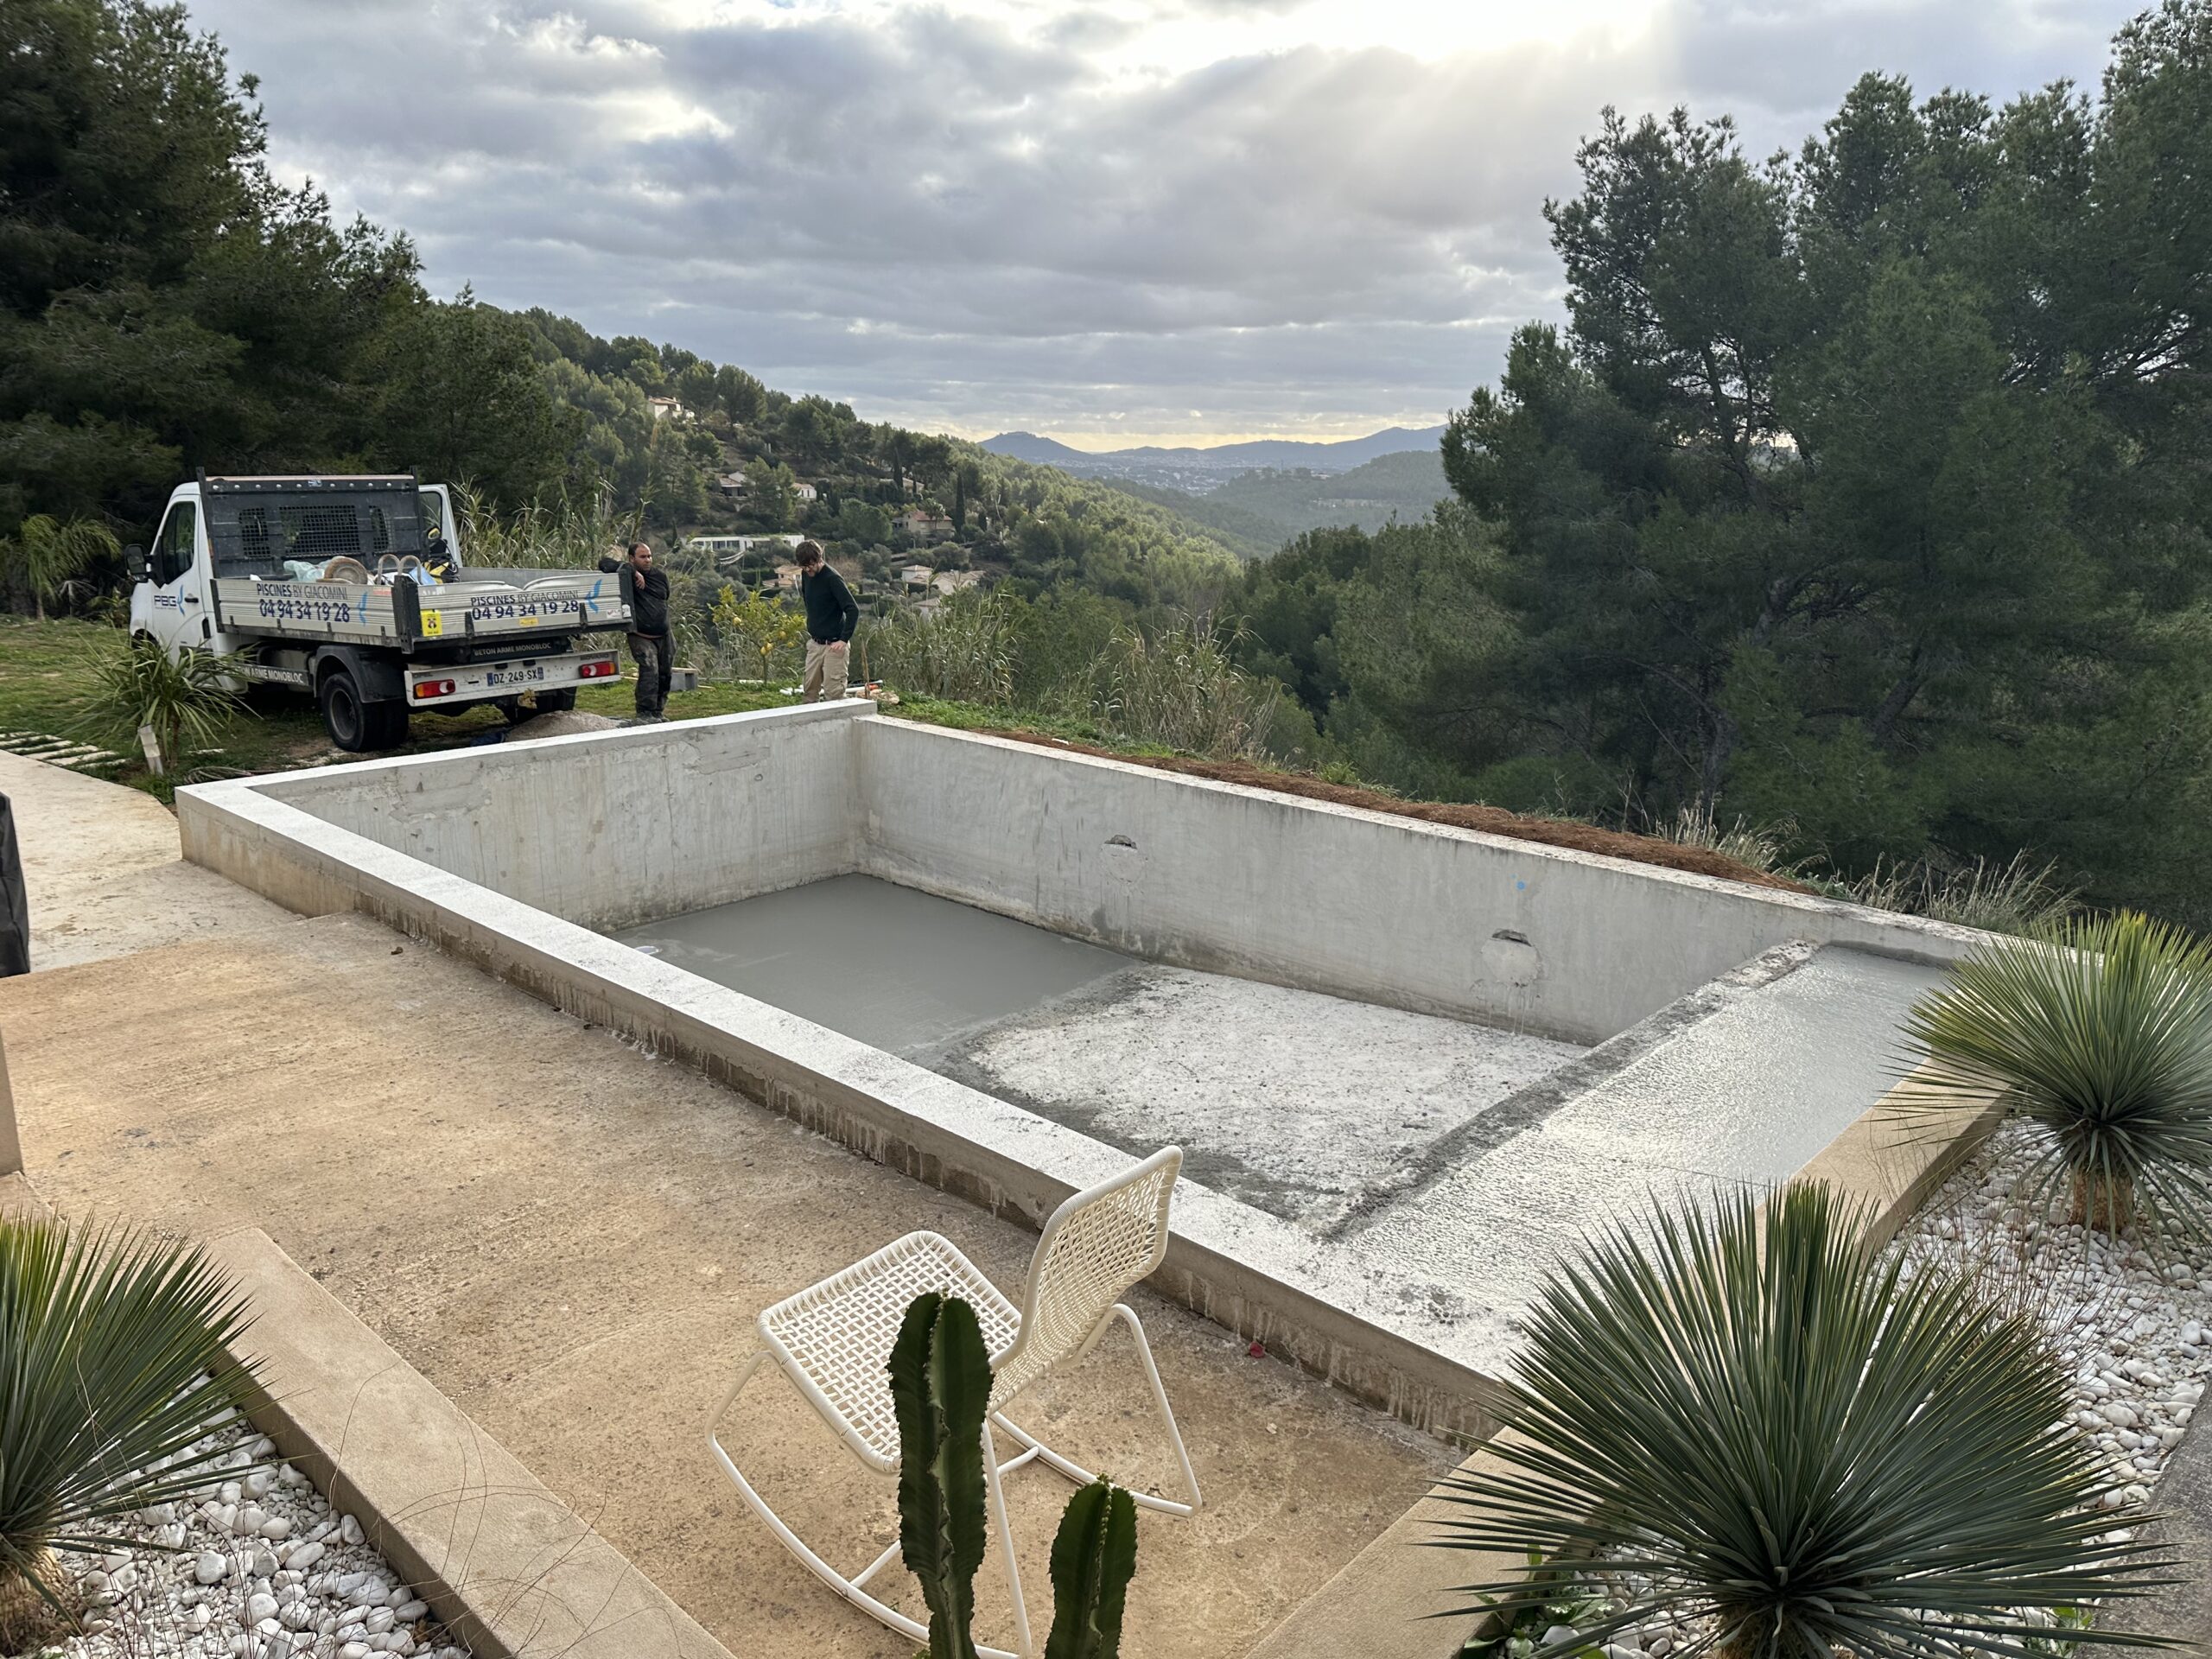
[598,541,674,720]
[796,540,858,702]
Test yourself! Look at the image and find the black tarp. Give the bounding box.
[0,792,27,976]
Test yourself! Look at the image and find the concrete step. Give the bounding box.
[1338,943,1952,1357]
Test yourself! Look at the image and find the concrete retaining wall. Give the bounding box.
[858,720,1985,1041]
[228,707,1982,1042]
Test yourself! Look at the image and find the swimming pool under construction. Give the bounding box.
[180,702,1987,1433]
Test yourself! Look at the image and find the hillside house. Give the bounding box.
[646,396,687,422]
[931,570,984,596]
[897,509,956,542]
[795,481,820,503]
[715,470,748,495]
[898,564,933,591]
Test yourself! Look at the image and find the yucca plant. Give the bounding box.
[1902,911,2212,1236]
[81,634,251,777]
[1433,1183,2175,1659]
[0,1216,263,1639]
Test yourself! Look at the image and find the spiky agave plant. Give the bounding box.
[0,1216,263,1637]
[1903,910,2212,1236]
[1433,1183,2176,1659]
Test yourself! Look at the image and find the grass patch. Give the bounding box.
[879,692,1179,758]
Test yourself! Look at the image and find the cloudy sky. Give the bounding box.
[192,0,2140,448]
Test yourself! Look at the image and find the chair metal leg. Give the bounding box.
[706,1349,1029,1659]
[988,1303,1202,1517]
[982,1418,1034,1657]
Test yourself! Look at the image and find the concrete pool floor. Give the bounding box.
[616,874,1590,1224]
[1,911,1452,1659]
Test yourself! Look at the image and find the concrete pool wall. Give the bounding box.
[179,703,1994,1433]
[241,702,1984,1040]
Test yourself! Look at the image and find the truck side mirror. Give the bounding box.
[123,544,147,581]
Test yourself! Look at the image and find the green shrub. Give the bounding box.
[1904,910,2212,1236]
[1659,803,1803,876]
[1,516,118,622]
[0,1217,262,1637]
[450,481,640,569]
[1847,850,2081,935]
[1435,1183,2171,1658]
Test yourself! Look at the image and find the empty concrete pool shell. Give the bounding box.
[179,702,1987,1435]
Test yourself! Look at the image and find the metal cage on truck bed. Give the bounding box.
[200,473,435,579]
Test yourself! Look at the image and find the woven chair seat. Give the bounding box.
[760,1231,1020,1469]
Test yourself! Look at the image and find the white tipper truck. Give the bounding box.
[125,473,632,751]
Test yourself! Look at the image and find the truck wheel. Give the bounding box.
[318,669,371,752]
[318,671,410,752]
[533,688,577,713]
[361,700,410,750]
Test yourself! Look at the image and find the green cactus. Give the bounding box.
[1043,1479,1139,1659]
[889,1291,993,1659]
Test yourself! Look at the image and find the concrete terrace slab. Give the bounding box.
[0,918,1450,1659]
[619,874,1589,1224]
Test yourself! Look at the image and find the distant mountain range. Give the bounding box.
[980,424,1446,493]
[1104,449,1451,558]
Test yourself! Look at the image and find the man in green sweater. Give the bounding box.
[796,540,858,702]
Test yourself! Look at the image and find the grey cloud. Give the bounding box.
[194,0,2144,442]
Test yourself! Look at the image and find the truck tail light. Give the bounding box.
[414,678,456,699]
[578,658,618,679]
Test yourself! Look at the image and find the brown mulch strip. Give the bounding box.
[975,728,1814,893]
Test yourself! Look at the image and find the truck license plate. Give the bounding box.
[486,665,547,687]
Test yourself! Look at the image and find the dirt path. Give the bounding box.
[0,749,296,969]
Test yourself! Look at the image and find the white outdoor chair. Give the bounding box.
[705,1147,1202,1659]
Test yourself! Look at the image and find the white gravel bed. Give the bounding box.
[10,1417,467,1659]
[1894,1120,2212,1511]
[1483,1121,2212,1658]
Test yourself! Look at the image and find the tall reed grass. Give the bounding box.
[449,484,642,570]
